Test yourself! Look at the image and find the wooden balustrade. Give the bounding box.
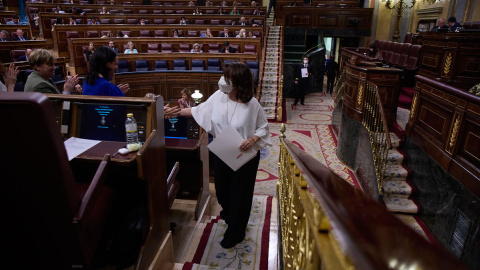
[406,75,480,198]
[278,124,466,269]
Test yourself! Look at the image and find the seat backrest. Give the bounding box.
[210,19,220,25]
[207,58,221,71]
[140,30,152,37]
[397,43,411,68]
[161,43,173,53]
[176,9,185,14]
[101,31,112,37]
[166,18,177,24]
[208,43,219,53]
[244,44,256,54]
[11,50,26,62]
[114,18,125,24]
[179,43,191,53]
[127,18,138,24]
[147,43,159,53]
[165,9,174,14]
[110,9,119,13]
[153,9,164,14]
[101,19,111,24]
[154,19,164,24]
[191,59,205,70]
[0,92,86,269]
[390,42,402,65]
[155,30,166,37]
[87,31,99,38]
[229,44,239,52]
[173,59,187,70]
[154,60,169,70]
[404,32,413,43]
[205,9,215,14]
[66,31,79,39]
[139,10,148,14]
[195,19,205,24]
[405,45,422,70]
[135,60,149,71]
[187,30,198,37]
[123,9,133,14]
[117,60,130,73]
[122,30,131,37]
[243,9,253,15]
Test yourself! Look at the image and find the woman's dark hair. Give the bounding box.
[223,62,253,103]
[85,46,117,85]
[56,17,63,24]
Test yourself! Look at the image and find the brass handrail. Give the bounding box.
[361,82,392,196]
[277,124,467,269]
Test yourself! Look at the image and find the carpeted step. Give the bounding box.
[374,132,401,148]
[383,180,412,197]
[181,262,236,270]
[384,195,418,213]
[383,164,408,180]
[401,86,415,97]
[387,149,404,165]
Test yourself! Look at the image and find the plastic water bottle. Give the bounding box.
[125,113,139,145]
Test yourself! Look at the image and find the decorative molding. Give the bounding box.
[357,82,364,108]
[415,6,443,15]
[443,53,453,76]
[446,114,462,155]
[409,93,419,123]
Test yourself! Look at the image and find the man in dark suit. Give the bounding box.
[67,6,86,16]
[12,29,30,41]
[0,30,10,41]
[17,49,32,62]
[108,40,120,53]
[219,27,232,37]
[448,16,462,32]
[325,55,338,94]
[294,56,314,105]
[220,41,236,53]
[431,18,448,32]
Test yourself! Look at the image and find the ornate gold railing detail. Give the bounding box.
[362,82,392,196]
[278,75,284,122]
[277,124,351,269]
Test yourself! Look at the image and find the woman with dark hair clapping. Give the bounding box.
[83,46,129,96]
[173,62,271,249]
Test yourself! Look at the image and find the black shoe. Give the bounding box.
[300,103,305,105]
[220,234,245,249]
[293,103,297,106]
[220,210,229,224]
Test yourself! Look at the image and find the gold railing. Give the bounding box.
[361,82,392,196]
[277,124,467,269]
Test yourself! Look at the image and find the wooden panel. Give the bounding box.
[417,99,452,144]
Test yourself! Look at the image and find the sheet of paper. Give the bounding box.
[64,137,102,161]
[207,126,257,171]
[301,68,309,78]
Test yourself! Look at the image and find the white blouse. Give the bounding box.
[0,81,7,92]
[192,90,272,151]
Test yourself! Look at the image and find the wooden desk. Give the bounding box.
[165,133,210,220]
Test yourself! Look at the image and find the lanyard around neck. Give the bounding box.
[226,95,238,125]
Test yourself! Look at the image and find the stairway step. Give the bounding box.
[181,263,236,270]
[383,164,408,180]
[384,195,418,213]
[387,149,404,165]
[383,180,412,196]
[374,132,401,148]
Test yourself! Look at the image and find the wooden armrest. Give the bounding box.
[167,162,180,188]
[74,154,111,223]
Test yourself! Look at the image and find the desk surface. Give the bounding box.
[78,141,136,163]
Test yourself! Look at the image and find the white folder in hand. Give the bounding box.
[207,125,257,171]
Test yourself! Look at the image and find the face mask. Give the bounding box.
[303,60,308,64]
[218,76,233,93]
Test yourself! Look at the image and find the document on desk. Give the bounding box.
[64,137,101,161]
[207,125,257,171]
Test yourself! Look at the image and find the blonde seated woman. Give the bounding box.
[124,41,138,54]
[236,29,246,38]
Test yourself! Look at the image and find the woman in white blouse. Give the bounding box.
[175,62,272,249]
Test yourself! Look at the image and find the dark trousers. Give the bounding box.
[267,1,276,16]
[294,82,307,105]
[214,151,260,240]
[327,75,335,94]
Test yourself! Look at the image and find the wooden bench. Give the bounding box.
[0,40,47,63]
[53,24,265,57]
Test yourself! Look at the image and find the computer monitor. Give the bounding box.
[164,116,189,139]
[78,103,128,142]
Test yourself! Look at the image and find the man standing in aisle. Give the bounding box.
[294,56,313,106]
[325,55,338,95]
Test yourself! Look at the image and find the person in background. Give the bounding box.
[206,0,213,6]
[221,1,228,6]
[251,0,257,6]
[431,18,447,32]
[138,17,148,25]
[229,18,238,26]
[24,49,79,94]
[0,63,19,93]
[88,16,100,25]
[180,16,188,25]
[69,16,77,25]
[238,16,248,25]
[267,0,276,17]
[217,7,227,14]
[220,41,236,53]
[108,40,119,53]
[368,43,382,60]
[124,41,138,54]
[294,56,313,105]
[85,42,95,62]
[230,6,240,15]
[54,5,65,13]
[236,28,246,38]
[188,0,196,6]
[83,46,129,97]
[247,30,256,38]
[190,43,203,53]
[253,7,261,15]
[178,88,195,108]
[51,17,65,31]
[100,6,110,14]
[220,27,232,37]
[0,30,10,41]
[193,7,202,14]
[67,6,86,16]
[13,29,30,41]
[200,28,213,37]
[448,16,462,32]
[116,31,129,38]
[6,15,20,25]
[18,49,32,62]
[172,29,182,37]
[325,55,338,94]
[248,18,258,26]
[172,62,272,249]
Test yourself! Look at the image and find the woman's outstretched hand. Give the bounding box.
[164,105,181,119]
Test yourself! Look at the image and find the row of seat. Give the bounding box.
[116,59,259,86]
[51,17,264,25]
[84,43,257,53]
[375,40,421,71]
[49,8,263,14]
[66,28,262,38]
